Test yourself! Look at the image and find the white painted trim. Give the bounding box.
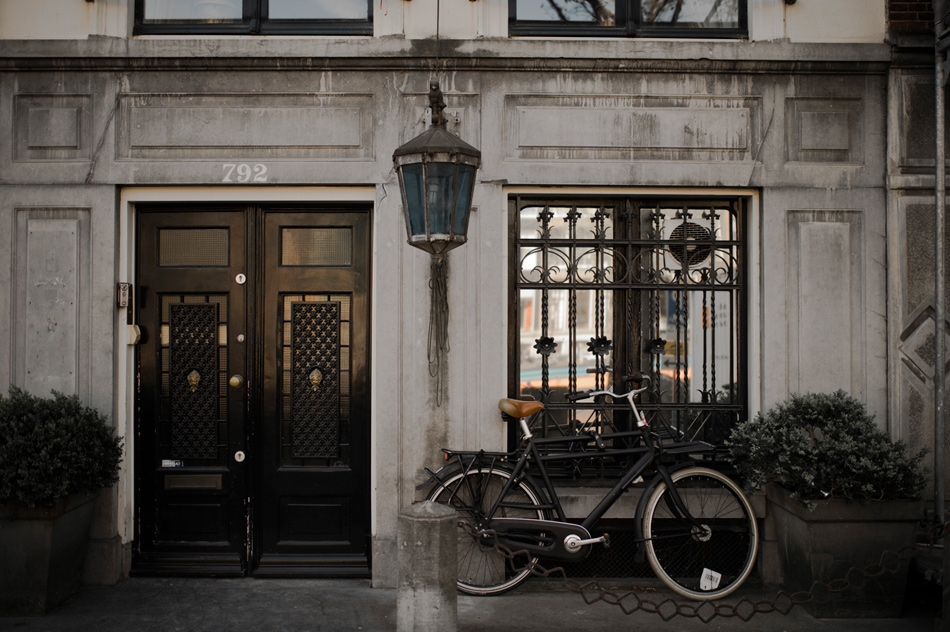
[119,186,376,204]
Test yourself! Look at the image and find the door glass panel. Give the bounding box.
[281,228,353,266]
[144,0,243,21]
[160,295,228,463]
[269,0,368,19]
[159,228,229,267]
[280,294,352,467]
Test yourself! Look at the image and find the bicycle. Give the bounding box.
[423,373,758,600]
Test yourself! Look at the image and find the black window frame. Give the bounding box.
[134,0,373,36]
[508,0,747,39]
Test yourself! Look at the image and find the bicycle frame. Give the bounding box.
[428,386,715,562]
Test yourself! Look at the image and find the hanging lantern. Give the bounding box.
[393,82,481,256]
[392,82,481,405]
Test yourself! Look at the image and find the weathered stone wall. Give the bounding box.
[0,34,896,585]
[887,42,949,504]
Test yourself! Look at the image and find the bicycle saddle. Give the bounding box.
[498,398,544,418]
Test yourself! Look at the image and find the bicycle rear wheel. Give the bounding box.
[642,466,758,600]
[426,467,546,595]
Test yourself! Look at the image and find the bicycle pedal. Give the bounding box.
[602,534,610,549]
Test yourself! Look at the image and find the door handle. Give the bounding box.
[229,374,244,388]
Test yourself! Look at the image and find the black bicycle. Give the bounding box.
[424,374,758,599]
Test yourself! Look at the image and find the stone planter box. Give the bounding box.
[766,484,922,618]
[0,493,97,615]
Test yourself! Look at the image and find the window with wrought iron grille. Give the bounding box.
[510,0,747,38]
[509,195,747,465]
[134,0,372,35]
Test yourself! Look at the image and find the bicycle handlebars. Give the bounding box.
[566,373,650,403]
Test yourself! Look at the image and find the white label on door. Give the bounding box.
[700,568,721,591]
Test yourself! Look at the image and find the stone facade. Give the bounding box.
[0,0,942,588]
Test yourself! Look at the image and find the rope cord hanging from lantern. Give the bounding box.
[428,255,450,406]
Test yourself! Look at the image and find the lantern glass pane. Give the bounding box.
[427,162,456,235]
[453,164,476,236]
[401,163,426,236]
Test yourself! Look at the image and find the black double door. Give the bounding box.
[134,205,370,576]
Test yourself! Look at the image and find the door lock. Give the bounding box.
[234,451,246,463]
[229,374,244,388]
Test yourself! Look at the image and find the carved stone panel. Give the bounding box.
[504,94,760,162]
[896,73,942,170]
[14,209,91,398]
[785,98,864,164]
[903,203,950,322]
[13,94,93,162]
[786,211,864,395]
[116,93,375,160]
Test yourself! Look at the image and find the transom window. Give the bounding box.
[510,195,747,462]
[134,0,372,35]
[510,0,746,38]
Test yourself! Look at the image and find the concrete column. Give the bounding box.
[396,501,457,632]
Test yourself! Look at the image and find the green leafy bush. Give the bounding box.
[725,390,926,509]
[0,386,123,508]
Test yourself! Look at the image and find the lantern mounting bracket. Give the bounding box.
[428,82,447,128]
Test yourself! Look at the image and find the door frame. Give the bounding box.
[116,187,376,573]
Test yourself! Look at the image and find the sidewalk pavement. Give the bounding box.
[0,577,938,632]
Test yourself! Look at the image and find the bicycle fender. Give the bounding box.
[632,460,699,563]
[416,452,488,492]
[417,462,465,492]
[419,460,552,506]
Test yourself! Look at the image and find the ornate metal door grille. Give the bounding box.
[511,196,746,461]
[161,296,228,461]
[280,294,352,466]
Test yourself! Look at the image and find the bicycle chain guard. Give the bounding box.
[487,517,595,561]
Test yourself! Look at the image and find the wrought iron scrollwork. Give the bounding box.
[515,197,746,453]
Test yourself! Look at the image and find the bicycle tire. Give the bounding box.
[426,466,547,596]
[642,466,758,600]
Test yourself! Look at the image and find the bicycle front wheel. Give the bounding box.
[643,466,758,600]
[426,467,546,596]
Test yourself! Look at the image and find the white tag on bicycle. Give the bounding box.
[700,568,721,591]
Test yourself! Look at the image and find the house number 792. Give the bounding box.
[222,163,268,183]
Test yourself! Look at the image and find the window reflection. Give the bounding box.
[143,0,369,21]
[641,0,739,28]
[270,0,368,20]
[145,0,242,21]
[515,0,615,25]
[514,0,740,29]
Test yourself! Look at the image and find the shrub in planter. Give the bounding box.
[725,390,926,618]
[726,390,926,509]
[0,386,123,614]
